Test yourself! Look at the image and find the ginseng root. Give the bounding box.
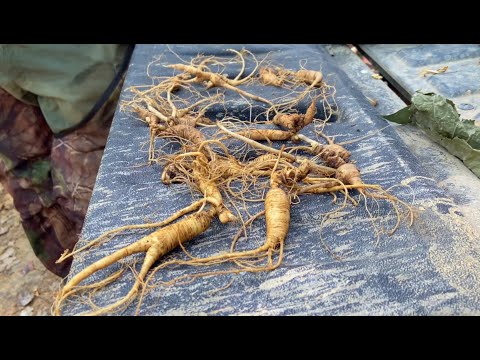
[237,129,294,141]
[258,67,284,87]
[54,205,218,316]
[144,177,291,282]
[273,98,317,133]
[167,63,275,108]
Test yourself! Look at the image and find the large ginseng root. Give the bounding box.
[54,203,219,316]
[145,176,291,288]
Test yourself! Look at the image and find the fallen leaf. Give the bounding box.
[384,91,480,177]
[372,73,383,80]
[420,65,448,77]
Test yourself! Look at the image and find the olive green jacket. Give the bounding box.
[0,44,131,134]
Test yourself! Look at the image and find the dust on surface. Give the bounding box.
[0,183,61,316]
[416,195,480,302]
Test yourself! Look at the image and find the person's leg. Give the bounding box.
[50,88,117,249]
[0,88,74,277]
[1,78,122,278]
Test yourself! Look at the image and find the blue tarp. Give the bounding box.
[64,45,480,315]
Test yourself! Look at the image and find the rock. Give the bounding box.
[0,247,15,259]
[18,291,34,307]
[22,261,35,275]
[19,306,34,316]
[0,247,18,273]
[0,227,8,236]
[35,309,49,316]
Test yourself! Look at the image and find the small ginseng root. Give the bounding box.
[292,133,351,168]
[273,68,323,87]
[158,130,237,223]
[166,63,275,107]
[273,97,317,133]
[261,67,323,88]
[258,67,285,87]
[294,69,324,86]
[191,153,238,224]
[237,129,294,141]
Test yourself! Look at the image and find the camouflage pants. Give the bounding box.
[0,88,120,277]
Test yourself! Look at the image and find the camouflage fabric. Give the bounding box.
[0,85,122,277]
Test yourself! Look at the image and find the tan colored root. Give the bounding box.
[159,124,206,145]
[304,97,318,124]
[173,114,214,127]
[273,113,304,132]
[141,183,290,293]
[259,67,284,87]
[217,123,296,162]
[144,149,288,274]
[56,198,215,264]
[54,206,217,316]
[297,182,381,195]
[276,68,323,87]
[292,133,350,168]
[237,129,294,141]
[295,69,323,86]
[167,63,275,108]
[335,163,363,191]
[193,156,237,223]
[272,98,317,133]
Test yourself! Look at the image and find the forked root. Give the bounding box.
[54,204,218,316]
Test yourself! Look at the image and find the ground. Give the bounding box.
[0,183,60,316]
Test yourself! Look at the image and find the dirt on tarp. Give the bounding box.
[0,183,60,316]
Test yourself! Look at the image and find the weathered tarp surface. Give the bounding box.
[65,45,480,315]
[360,44,480,121]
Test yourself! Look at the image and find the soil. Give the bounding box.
[0,183,61,316]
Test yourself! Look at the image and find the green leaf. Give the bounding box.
[383,106,414,124]
[383,91,480,178]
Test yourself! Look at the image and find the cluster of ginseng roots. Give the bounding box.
[53,48,413,316]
